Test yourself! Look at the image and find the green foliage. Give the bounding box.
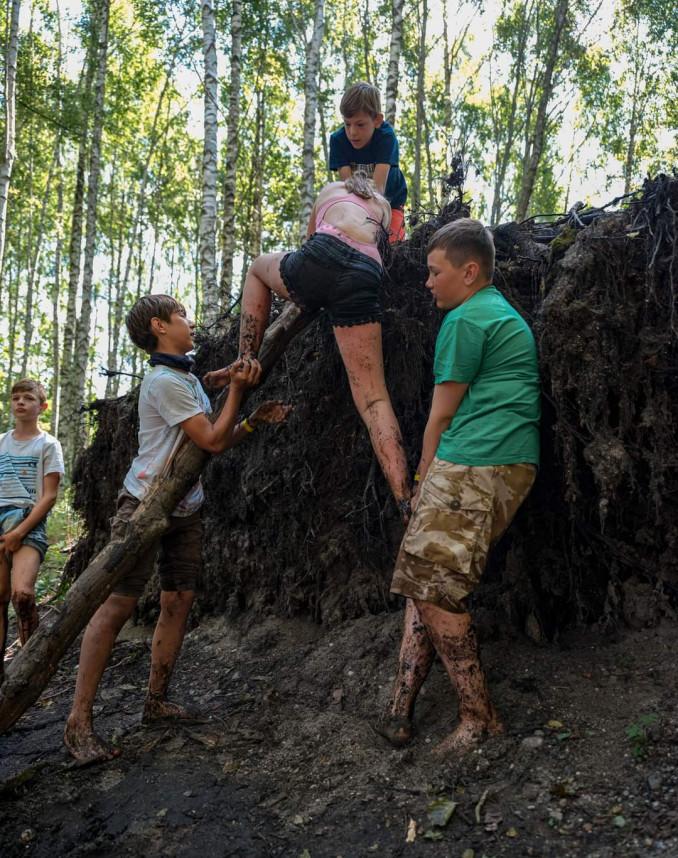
[625,713,659,759]
[0,0,675,448]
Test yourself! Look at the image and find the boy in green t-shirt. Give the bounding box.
[378,218,540,756]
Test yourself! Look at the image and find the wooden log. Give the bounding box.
[0,303,317,733]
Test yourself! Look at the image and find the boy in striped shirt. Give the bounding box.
[0,379,64,682]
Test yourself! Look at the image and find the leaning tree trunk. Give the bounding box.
[0,303,317,733]
[298,0,325,243]
[199,0,219,325]
[384,0,404,126]
[0,0,22,293]
[218,0,242,304]
[515,0,568,221]
[61,0,110,471]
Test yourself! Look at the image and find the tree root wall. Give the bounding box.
[67,177,678,635]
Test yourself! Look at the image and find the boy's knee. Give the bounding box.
[90,595,136,634]
[11,589,36,614]
[0,584,10,606]
[159,590,194,617]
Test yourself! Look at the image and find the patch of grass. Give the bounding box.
[626,713,659,759]
[37,492,83,604]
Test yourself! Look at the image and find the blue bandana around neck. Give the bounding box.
[149,352,194,373]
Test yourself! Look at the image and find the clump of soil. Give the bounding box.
[67,175,678,635]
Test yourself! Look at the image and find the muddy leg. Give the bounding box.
[333,322,411,516]
[64,593,136,764]
[239,252,291,359]
[378,599,435,746]
[9,546,41,645]
[416,601,502,755]
[0,552,10,684]
[143,589,195,722]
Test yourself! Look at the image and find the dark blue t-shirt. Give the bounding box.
[329,121,408,209]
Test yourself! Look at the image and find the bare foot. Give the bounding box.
[432,715,504,758]
[142,696,204,724]
[373,715,414,748]
[63,720,121,766]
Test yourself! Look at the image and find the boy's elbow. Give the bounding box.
[202,435,231,455]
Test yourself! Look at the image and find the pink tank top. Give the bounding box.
[314,194,383,266]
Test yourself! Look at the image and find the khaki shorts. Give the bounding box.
[111,492,202,599]
[391,458,536,613]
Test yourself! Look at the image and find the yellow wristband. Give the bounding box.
[242,417,255,433]
[413,472,421,482]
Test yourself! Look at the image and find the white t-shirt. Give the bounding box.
[123,365,212,516]
[0,430,65,509]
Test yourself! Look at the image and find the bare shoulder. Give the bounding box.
[316,182,344,203]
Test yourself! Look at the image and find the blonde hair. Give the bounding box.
[344,170,377,200]
[340,82,382,118]
[343,172,391,229]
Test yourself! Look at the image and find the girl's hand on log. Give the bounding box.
[249,401,293,426]
[203,365,233,389]
[230,358,262,390]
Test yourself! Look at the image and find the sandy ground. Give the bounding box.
[1,609,677,857]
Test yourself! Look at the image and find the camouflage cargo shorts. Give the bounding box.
[391,458,536,613]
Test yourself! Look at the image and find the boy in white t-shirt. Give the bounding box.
[64,294,289,764]
[0,379,65,682]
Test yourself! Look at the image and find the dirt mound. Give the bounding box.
[67,176,678,633]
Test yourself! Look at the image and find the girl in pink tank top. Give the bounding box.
[205,174,412,523]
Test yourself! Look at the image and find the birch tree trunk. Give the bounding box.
[384,0,404,126]
[107,190,126,398]
[0,0,22,292]
[515,0,569,221]
[361,0,373,82]
[199,0,219,325]
[411,0,428,211]
[58,43,95,453]
[623,20,643,196]
[489,0,532,226]
[51,158,63,434]
[62,0,110,471]
[219,0,242,304]
[442,4,472,166]
[298,0,325,243]
[20,137,60,377]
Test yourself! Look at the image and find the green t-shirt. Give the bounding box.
[434,285,540,466]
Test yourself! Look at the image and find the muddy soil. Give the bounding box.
[2,609,677,857]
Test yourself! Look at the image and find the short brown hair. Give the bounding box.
[340,82,382,118]
[11,378,47,403]
[428,218,495,280]
[126,294,185,353]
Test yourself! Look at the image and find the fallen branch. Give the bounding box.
[0,304,317,733]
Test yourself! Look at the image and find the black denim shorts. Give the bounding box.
[279,233,383,327]
[110,492,202,599]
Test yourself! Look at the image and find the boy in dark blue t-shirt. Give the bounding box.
[329,82,407,243]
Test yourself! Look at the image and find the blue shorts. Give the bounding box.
[0,506,49,561]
